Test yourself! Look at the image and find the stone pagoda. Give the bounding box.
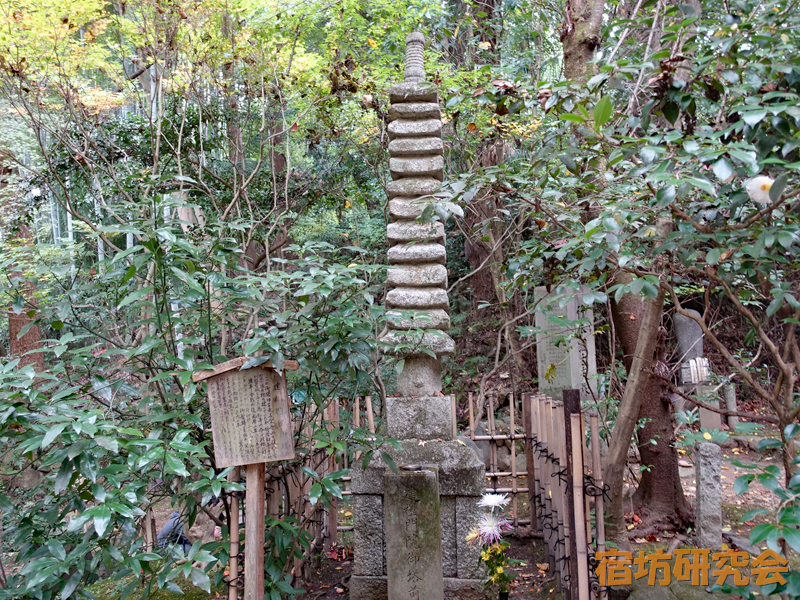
[349,32,487,600]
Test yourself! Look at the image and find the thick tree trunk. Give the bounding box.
[561,0,604,81]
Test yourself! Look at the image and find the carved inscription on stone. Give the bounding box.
[206,367,295,468]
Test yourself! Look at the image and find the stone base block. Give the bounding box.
[351,439,485,496]
[387,396,452,440]
[350,576,488,600]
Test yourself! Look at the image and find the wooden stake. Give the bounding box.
[244,463,265,600]
[487,394,498,492]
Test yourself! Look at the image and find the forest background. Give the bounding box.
[0,0,799,597]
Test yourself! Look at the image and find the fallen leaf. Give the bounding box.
[646,534,658,542]
[703,432,713,440]
[336,588,345,594]
[627,524,635,530]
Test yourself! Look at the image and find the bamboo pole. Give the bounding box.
[522,392,538,531]
[538,397,556,574]
[509,393,518,526]
[487,394,498,492]
[590,414,606,590]
[228,467,241,600]
[451,394,458,439]
[468,392,475,438]
[365,396,375,434]
[571,413,591,600]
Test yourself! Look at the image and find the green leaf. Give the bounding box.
[655,185,676,206]
[742,110,767,126]
[190,568,211,592]
[785,424,800,441]
[560,113,586,124]
[706,248,722,265]
[46,539,66,561]
[381,451,398,474]
[770,173,788,201]
[733,474,753,495]
[309,482,323,506]
[663,101,679,124]
[61,571,81,600]
[117,286,154,310]
[750,522,775,544]
[712,158,733,182]
[42,423,68,449]
[92,505,112,537]
[165,453,189,477]
[594,96,613,127]
[782,526,800,554]
[685,176,716,196]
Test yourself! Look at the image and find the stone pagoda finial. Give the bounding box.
[404,32,426,82]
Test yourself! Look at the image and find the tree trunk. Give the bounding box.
[603,285,665,548]
[561,0,604,81]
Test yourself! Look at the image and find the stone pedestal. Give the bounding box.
[696,442,722,551]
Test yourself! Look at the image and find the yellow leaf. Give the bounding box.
[345,200,351,208]
[703,432,713,440]
[479,41,492,50]
[627,524,635,530]
[367,38,378,49]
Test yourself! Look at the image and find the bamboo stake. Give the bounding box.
[365,395,375,434]
[228,467,240,600]
[590,414,606,554]
[538,397,556,574]
[571,413,591,600]
[451,394,458,438]
[509,393,518,526]
[468,392,475,438]
[522,392,538,531]
[487,394,498,491]
[354,396,362,461]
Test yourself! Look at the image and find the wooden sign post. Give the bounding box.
[193,357,298,600]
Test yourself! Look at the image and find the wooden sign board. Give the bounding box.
[192,357,298,468]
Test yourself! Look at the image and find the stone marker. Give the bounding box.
[534,287,597,403]
[385,467,444,600]
[724,384,738,430]
[674,310,704,364]
[696,442,722,551]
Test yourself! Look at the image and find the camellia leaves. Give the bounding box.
[770,173,788,201]
[712,158,733,182]
[594,96,613,127]
[92,505,112,537]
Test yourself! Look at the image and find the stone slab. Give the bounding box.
[396,355,443,397]
[455,496,484,579]
[389,102,441,120]
[674,309,704,363]
[389,137,443,157]
[388,118,443,140]
[382,330,455,356]
[389,82,438,104]
[696,442,722,551]
[387,177,441,199]
[385,468,443,600]
[389,198,430,220]
[534,286,598,403]
[387,264,448,288]
[353,494,385,576]
[386,287,449,310]
[387,221,445,244]
[441,496,457,577]
[350,576,487,600]
[387,395,453,440]
[697,384,723,430]
[388,243,446,265]
[390,156,444,180]
[387,309,451,331]
[351,440,485,496]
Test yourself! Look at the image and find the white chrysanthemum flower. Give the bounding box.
[746,176,775,204]
[477,514,512,545]
[479,493,509,509]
